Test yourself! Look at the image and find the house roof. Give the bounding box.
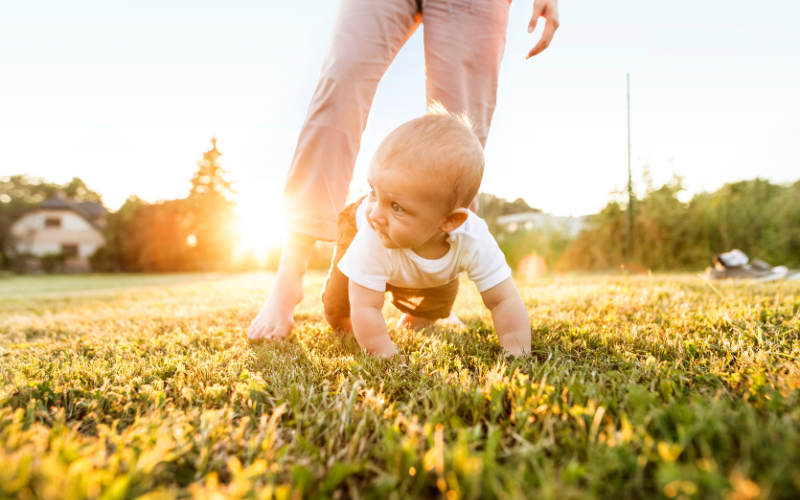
[76,201,106,218]
[31,197,107,230]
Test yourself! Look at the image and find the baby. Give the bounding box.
[321,104,531,358]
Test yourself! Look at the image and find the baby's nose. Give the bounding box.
[368,209,387,226]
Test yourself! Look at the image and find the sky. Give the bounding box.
[2,0,799,243]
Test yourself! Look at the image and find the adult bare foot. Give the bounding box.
[247,270,304,341]
[247,231,316,342]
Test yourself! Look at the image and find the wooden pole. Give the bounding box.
[626,73,633,263]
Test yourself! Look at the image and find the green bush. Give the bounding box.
[88,246,114,272]
[39,252,66,274]
[557,177,800,272]
[499,228,573,273]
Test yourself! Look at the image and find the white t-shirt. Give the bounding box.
[338,200,511,293]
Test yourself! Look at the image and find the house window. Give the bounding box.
[61,244,79,257]
[45,217,61,228]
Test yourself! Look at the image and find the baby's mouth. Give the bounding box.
[374,228,395,246]
[368,220,387,237]
[366,218,395,244]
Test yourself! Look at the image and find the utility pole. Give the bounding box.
[626,73,633,263]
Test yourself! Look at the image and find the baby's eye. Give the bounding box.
[368,188,377,200]
[391,202,406,214]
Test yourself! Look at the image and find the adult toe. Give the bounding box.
[247,321,265,339]
[265,320,293,341]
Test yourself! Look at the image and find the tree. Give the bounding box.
[185,138,238,270]
[478,193,540,235]
[190,138,234,198]
[96,138,239,272]
[556,177,800,272]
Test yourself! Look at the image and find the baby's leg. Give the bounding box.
[396,314,436,331]
[321,214,360,333]
[439,311,464,326]
[397,311,462,330]
[389,279,460,331]
[325,313,353,333]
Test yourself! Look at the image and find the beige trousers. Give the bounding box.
[284,0,511,241]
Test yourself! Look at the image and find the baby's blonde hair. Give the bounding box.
[374,101,484,210]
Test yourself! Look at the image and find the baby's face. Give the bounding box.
[364,159,451,250]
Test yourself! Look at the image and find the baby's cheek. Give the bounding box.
[392,226,412,245]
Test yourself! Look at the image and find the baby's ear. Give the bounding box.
[441,208,470,233]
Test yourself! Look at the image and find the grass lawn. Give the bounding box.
[1,272,799,499]
[0,273,231,301]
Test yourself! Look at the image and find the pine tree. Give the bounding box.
[184,138,238,270]
[189,138,234,199]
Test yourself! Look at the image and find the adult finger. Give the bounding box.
[528,2,544,34]
[527,17,559,58]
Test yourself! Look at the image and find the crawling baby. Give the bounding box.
[321,103,531,358]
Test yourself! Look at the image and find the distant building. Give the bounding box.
[495,212,591,240]
[10,197,107,272]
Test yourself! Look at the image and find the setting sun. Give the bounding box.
[234,182,285,257]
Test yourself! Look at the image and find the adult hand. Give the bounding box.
[526,0,560,59]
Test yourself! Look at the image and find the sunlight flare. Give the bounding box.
[234,182,285,257]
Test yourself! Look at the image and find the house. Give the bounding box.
[10,196,107,272]
[495,212,591,241]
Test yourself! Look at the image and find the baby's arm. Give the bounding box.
[480,277,531,357]
[349,280,399,358]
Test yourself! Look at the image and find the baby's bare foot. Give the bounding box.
[439,311,464,327]
[396,314,436,331]
[247,271,304,341]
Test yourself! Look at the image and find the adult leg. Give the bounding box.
[393,0,510,328]
[248,0,422,340]
[247,232,314,341]
[422,0,510,148]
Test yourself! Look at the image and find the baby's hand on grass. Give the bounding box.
[481,278,532,358]
[502,345,527,359]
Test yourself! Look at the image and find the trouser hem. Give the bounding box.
[284,212,338,242]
